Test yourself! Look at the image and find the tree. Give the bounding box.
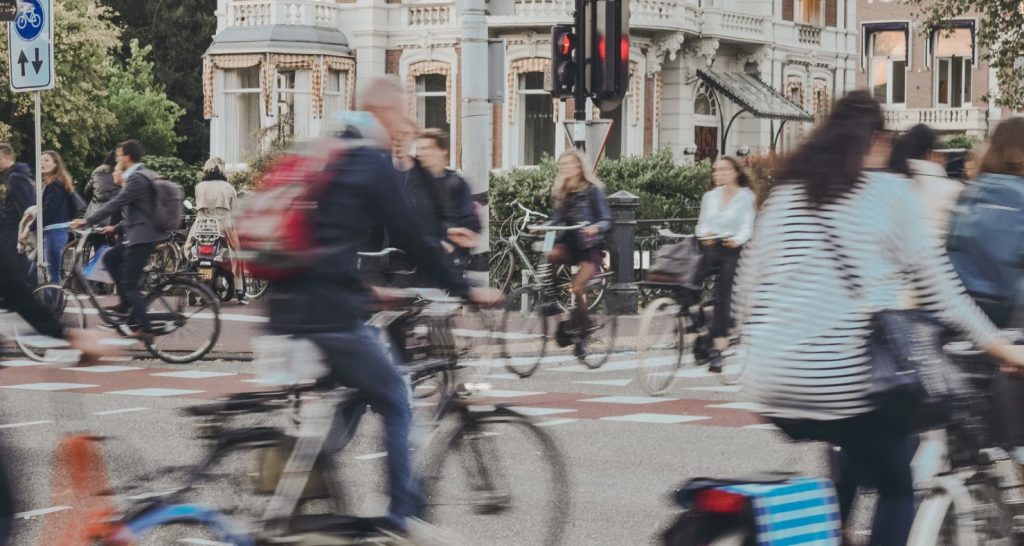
[908,0,1024,110]
[99,0,217,163]
[0,0,120,181]
[106,40,185,156]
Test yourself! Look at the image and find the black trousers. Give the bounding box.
[695,242,741,339]
[103,242,157,328]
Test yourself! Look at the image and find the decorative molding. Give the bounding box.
[507,57,550,122]
[645,33,685,77]
[737,46,772,77]
[406,60,453,123]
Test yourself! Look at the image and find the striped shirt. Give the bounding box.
[733,171,999,421]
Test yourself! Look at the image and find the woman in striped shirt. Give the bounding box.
[732,91,1024,545]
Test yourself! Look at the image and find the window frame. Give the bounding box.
[518,72,556,166]
[866,29,908,106]
[794,0,824,27]
[930,24,975,108]
[323,69,349,118]
[222,67,263,165]
[413,73,452,167]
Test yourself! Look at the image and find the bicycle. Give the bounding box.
[635,232,742,395]
[78,287,569,545]
[499,220,619,377]
[490,200,609,312]
[15,227,222,364]
[907,331,1024,545]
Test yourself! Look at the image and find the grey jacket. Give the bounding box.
[86,166,168,246]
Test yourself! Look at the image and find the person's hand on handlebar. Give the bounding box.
[986,339,1024,377]
[582,225,600,237]
[447,227,480,249]
[70,218,88,229]
[722,238,741,249]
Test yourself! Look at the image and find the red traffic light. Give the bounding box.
[597,36,606,60]
[620,36,630,62]
[560,34,573,56]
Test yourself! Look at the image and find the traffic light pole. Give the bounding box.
[573,0,587,151]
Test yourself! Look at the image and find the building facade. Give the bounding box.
[205,0,859,170]
[856,0,1009,136]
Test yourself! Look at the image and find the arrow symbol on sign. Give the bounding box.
[31,49,43,74]
[16,51,27,77]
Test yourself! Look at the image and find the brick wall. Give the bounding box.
[643,76,654,154]
[492,103,503,168]
[825,0,837,27]
[385,50,402,75]
[782,0,793,21]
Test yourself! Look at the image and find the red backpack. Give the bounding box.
[235,138,355,281]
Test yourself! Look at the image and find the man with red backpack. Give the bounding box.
[256,76,498,544]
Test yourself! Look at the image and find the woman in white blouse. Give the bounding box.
[694,156,756,372]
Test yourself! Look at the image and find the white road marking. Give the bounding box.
[0,420,53,430]
[508,407,576,416]
[106,388,205,397]
[180,539,233,545]
[743,424,779,431]
[15,505,70,519]
[93,407,150,416]
[582,395,676,405]
[535,418,579,427]
[707,402,762,411]
[0,360,45,367]
[152,370,238,379]
[601,413,710,424]
[686,385,743,393]
[574,379,634,387]
[64,365,142,373]
[476,390,545,398]
[127,489,178,500]
[1,382,97,391]
[354,452,388,461]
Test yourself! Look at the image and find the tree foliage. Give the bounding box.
[0,1,187,186]
[107,40,185,156]
[99,0,217,163]
[907,0,1024,109]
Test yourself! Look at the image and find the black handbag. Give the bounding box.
[69,190,88,215]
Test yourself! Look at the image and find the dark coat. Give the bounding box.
[268,144,471,334]
[0,163,35,254]
[85,165,167,246]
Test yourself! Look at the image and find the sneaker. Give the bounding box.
[237,294,250,306]
[385,518,466,546]
[708,349,723,373]
[574,339,589,360]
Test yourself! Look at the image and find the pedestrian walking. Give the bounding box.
[26,151,78,284]
[732,91,1024,546]
[694,156,756,372]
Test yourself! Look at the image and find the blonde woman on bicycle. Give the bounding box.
[540,150,611,351]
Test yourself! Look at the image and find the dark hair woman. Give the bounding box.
[694,155,755,372]
[732,91,1024,545]
[889,124,963,242]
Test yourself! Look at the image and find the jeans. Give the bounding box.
[103,242,158,328]
[28,228,68,284]
[695,242,741,339]
[831,413,916,546]
[305,327,422,529]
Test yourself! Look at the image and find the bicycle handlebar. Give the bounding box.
[514,201,549,220]
[529,222,590,232]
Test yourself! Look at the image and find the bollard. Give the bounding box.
[604,190,639,314]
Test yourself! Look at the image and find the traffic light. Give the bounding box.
[546,24,576,98]
[587,0,630,111]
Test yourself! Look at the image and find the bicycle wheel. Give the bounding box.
[489,246,515,293]
[245,276,269,300]
[579,308,618,369]
[500,287,547,378]
[117,504,255,545]
[908,483,1013,546]
[554,264,606,313]
[421,408,570,546]
[14,284,86,362]
[143,279,221,364]
[635,297,687,396]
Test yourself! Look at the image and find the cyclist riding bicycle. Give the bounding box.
[265,76,498,545]
[538,149,611,354]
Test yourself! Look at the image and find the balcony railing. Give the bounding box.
[797,24,821,46]
[883,107,988,133]
[407,4,452,26]
[227,0,339,28]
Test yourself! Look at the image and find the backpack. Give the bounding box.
[947,174,1024,327]
[234,137,357,281]
[137,169,184,233]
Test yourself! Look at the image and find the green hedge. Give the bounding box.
[489,149,712,236]
[146,155,203,198]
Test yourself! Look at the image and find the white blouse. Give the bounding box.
[695,186,757,246]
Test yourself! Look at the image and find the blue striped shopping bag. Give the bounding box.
[718,477,842,546]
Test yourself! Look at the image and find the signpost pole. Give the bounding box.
[573,0,587,152]
[33,90,44,284]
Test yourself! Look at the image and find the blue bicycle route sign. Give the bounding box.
[8,0,54,92]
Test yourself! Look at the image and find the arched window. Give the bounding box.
[694,82,718,117]
[812,78,830,120]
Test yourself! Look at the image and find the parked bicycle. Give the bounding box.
[15,227,222,364]
[499,220,618,377]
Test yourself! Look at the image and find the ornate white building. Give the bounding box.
[204,0,859,169]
